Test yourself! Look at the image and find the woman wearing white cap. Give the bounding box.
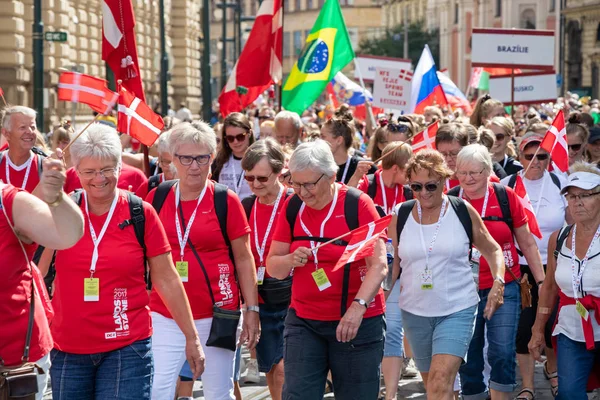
[529,162,600,399]
[501,131,569,399]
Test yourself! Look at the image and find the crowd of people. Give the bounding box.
[1,91,600,400]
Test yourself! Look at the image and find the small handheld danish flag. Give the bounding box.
[411,121,439,153]
[117,87,164,147]
[58,72,118,115]
[540,110,568,173]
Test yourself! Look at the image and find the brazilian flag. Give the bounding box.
[282,0,355,114]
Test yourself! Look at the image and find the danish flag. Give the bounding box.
[117,87,164,146]
[332,215,392,271]
[512,175,542,239]
[411,121,439,152]
[58,72,118,115]
[540,110,569,173]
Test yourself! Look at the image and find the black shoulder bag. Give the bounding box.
[177,200,240,352]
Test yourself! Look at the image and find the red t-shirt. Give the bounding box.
[147,180,251,319]
[271,185,386,321]
[51,190,171,354]
[357,170,406,214]
[63,163,149,194]
[135,173,164,200]
[465,183,527,289]
[0,184,52,366]
[0,152,41,194]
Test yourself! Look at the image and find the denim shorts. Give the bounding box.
[401,305,477,373]
[384,282,404,358]
[256,303,288,373]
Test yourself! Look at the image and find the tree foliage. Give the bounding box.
[357,20,440,68]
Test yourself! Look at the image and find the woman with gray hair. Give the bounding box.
[46,123,204,399]
[147,121,259,400]
[448,144,545,400]
[135,130,177,200]
[267,139,388,399]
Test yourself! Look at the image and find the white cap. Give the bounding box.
[561,171,600,194]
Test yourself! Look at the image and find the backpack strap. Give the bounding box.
[507,174,517,189]
[118,192,148,288]
[447,196,473,258]
[147,174,162,193]
[447,186,461,197]
[36,154,44,177]
[366,174,377,199]
[549,172,561,190]
[213,182,233,259]
[403,185,414,200]
[554,225,573,261]
[151,180,178,215]
[340,188,361,317]
[491,182,513,234]
[395,200,416,244]
[286,194,304,239]
[241,195,257,220]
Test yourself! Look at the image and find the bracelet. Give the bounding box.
[245,305,260,313]
[538,307,551,314]
[45,192,64,208]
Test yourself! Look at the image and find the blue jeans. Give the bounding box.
[50,338,153,400]
[282,308,385,400]
[459,281,520,399]
[556,334,600,400]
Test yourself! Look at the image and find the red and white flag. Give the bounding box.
[411,121,439,152]
[218,0,283,116]
[58,72,118,115]
[540,110,568,173]
[332,215,392,271]
[117,87,163,146]
[513,175,542,239]
[102,0,145,101]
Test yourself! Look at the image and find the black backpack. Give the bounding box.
[506,172,561,191]
[365,173,413,217]
[285,187,362,317]
[553,224,573,262]
[240,188,296,219]
[147,174,162,194]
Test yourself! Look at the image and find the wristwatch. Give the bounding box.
[494,276,505,285]
[246,305,260,313]
[353,298,368,309]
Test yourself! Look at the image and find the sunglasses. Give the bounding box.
[495,133,506,142]
[410,182,440,192]
[387,123,409,133]
[568,144,583,152]
[244,173,272,183]
[523,153,550,161]
[225,132,249,143]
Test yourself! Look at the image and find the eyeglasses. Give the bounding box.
[225,132,249,143]
[387,124,409,133]
[523,153,549,161]
[78,167,117,180]
[244,172,273,183]
[175,154,211,166]
[290,174,324,191]
[440,150,461,159]
[568,144,583,152]
[495,133,506,142]
[456,169,486,178]
[410,181,440,192]
[565,192,600,202]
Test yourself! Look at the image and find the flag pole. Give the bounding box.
[62,114,101,153]
[313,230,355,251]
[0,91,7,107]
[510,68,515,120]
[278,3,285,112]
[521,145,542,177]
[353,58,377,128]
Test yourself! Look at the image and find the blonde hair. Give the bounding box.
[470,95,503,127]
[381,141,413,170]
[487,116,515,137]
[570,161,600,175]
[406,149,453,181]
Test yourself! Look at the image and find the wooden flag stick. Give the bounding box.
[312,230,355,252]
[62,114,101,153]
[521,145,542,177]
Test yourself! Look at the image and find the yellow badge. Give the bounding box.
[176,261,189,282]
[257,266,266,286]
[576,300,590,321]
[312,268,332,291]
[84,278,100,302]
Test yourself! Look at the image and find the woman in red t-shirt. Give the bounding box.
[147,121,259,400]
[453,144,545,399]
[135,130,177,200]
[267,140,387,400]
[46,124,203,400]
[0,156,84,400]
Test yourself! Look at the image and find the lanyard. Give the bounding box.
[229,156,245,194]
[445,179,451,192]
[340,157,351,184]
[459,185,490,218]
[254,186,284,265]
[84,190,119,277]
[298,185,339,268]
[5,152,33,190]
[416,196,448,270]
[570,223,600,300]
[378,172,398,215]
[502,155,508,169]
[174,181,208,261]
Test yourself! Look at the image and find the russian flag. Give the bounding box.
[437,70,472,114]
[326,71,383,120]
[409,45,448,114]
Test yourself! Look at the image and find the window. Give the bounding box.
[519,9,536,29]
[295,0,301,11]
[307,0,313,9]
[294,31,303,55]
[454,2,459,24]
[597,23,600,42]
[283,31,291,57]
[251,0,256,15]
[550,0,555,12]
[347,27,359,50]
[305,29,311,41]
[495,0,501,17]
[284,0,289,12]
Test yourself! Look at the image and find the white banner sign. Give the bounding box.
[354,55,412,82]
[471,28,555,70]
[489,73,558,105]
[372,67,412,112]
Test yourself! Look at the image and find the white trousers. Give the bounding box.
[151,312,237,400]
[35,353,51,400]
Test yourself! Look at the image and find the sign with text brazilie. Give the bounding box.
[471,28,555,70]
[372,67,412,113]
[488,72,558,105]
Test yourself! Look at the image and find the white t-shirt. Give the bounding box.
[501,171,567,264]
[218,155,253,201]
[397,202,479,317]
[553,231,600,342]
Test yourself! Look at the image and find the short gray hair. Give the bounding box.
[456,144,493,173]
[69,123,122,168]
[241,137,285,173]
[275,110,302,129]
[156,130,171,154]
[169,121,217,156]
[288,139,338,177]
[2,106,37,130]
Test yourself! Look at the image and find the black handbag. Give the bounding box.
[258,277,292,306]
[179,201,241,352]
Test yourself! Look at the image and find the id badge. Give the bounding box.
[471,248,481,263]
[176,261,189,282]
[576,300,590,321]
[420,270,433,290]
[257,266,266,285]
[312,268,332,291]
[84,278,100,302]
